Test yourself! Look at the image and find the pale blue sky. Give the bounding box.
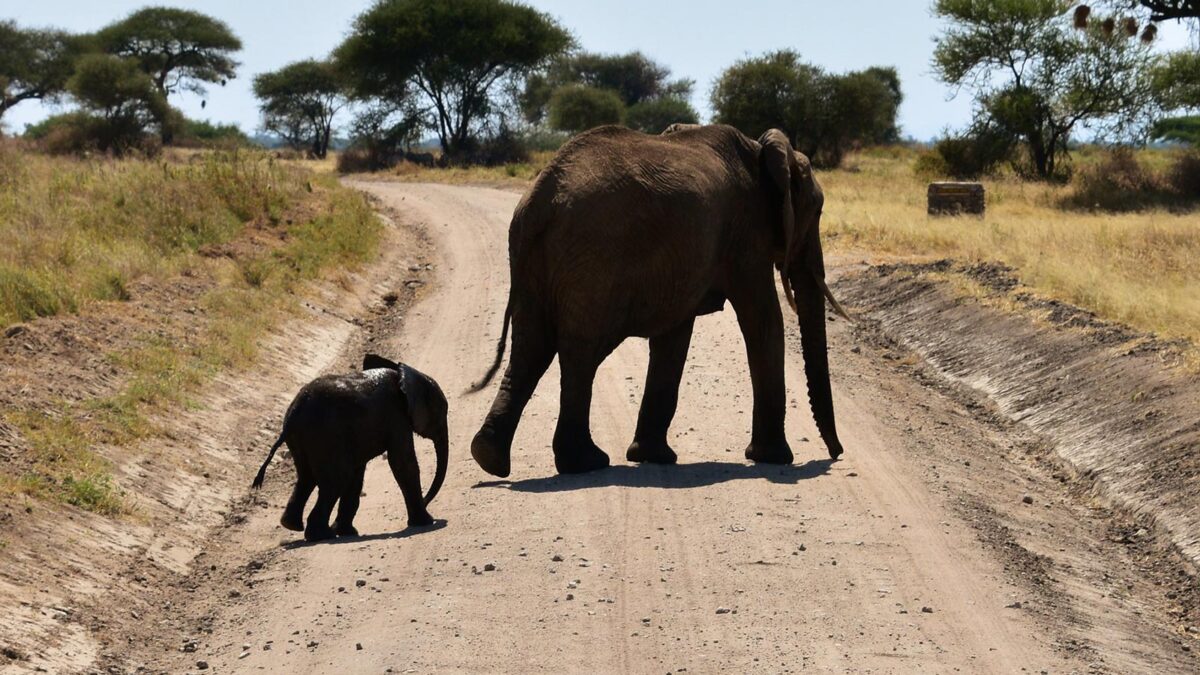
[2,1,1193,140]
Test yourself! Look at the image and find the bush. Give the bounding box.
[921,131,1012,179]
[625,97,699,134]
[461,125,529,166]
[1167,152,1200,198]
[548,84,625,133]
[177,119,250,148]
[1066,148,1167,211]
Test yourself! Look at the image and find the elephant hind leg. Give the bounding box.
[281,455,316,531]
[472,304,555,478]
[333,466,365,537]
[628,318,695,465]
[281,477,315,531]
[552,342,612,475]
[304,482,340,542]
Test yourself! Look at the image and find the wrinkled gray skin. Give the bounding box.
[469,124,847,477]
[253,354,449,541]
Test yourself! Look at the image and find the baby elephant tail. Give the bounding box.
[252,432,287,489]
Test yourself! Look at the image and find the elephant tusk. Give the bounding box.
[812,271,852,321]
[780,266,799,315]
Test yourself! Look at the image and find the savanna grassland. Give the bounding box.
[0,143,382,513]
[820,147,1200,356]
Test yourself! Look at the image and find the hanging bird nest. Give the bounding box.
[1141,24,1158,43]
[1101,17,1117,36]
[1121,17,1139,37]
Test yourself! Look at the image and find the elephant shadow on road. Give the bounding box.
[280,519,448,549]
[475,458,834,493]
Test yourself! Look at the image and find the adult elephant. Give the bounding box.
[469,124,848,477]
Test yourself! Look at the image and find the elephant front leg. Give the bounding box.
[730,279,793,465]
[388,435,434,527]
[627,318,695,465]
[552,345,611,474]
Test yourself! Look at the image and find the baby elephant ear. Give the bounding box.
[363,353,399,371]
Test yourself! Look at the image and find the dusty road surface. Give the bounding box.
[138,183,1196,674]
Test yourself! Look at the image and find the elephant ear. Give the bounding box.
[758,129,799,314]
[363,353,399,371]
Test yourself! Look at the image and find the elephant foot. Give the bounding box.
[745,438,794,465]
[280,511,304,532]
[554,440,610,475]
[408,511,434,528]
[304,523,335,542]
[471,425,512,478]
[334,523,359,538]
[626,438,678,464]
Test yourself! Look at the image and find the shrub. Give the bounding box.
[926,132,1012,179]
[177,118,250,148]
[625,97,699,134]
[548,84,625,134]
[1066,148,1166,211]
[25,111,161,157]
[1167,152,1200,198]
[457,125,530,167]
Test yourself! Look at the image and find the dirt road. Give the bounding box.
[142,183,1196,674]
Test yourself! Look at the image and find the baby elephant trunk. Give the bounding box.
[424,427,449,505]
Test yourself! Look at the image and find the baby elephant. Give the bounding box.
[252,354,449,541]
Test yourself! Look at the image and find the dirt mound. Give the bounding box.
[837,261,1200,571]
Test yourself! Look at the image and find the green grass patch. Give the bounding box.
[1,145,384,517]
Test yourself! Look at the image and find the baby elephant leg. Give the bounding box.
[334,466,366,537]
[388,434,433,527]
[281,475,315,532]
[304,482,339,542]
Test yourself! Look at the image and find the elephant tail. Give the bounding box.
[466,296,512,394]
[251,431,287,489]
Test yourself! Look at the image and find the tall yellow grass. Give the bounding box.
[821,148,1200,347]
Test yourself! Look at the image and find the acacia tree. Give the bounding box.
[97,7,241,98]
[97,7,241,143]
[252,60,348,159]
[934,0,1163,178]
[336,0,571,161]
[0,21,82,131]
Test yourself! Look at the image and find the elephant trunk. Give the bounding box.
[424,426,449,505]
[790,266,844,460]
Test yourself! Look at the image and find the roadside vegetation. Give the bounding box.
[0,142,381,513]
[824,146,1200,353]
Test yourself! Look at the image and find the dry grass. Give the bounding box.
[342,150,554,185]
[823,147,1200,350]
[1,144,382,514]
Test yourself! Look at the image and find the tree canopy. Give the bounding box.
[710,50,901,167]
[252,59,348,159]
[0,21,83,127]
[96,7,241,98]
[547,84,625,133]
[521,51,698,133]
[336,0,571,160]
[933,0,1163,178]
